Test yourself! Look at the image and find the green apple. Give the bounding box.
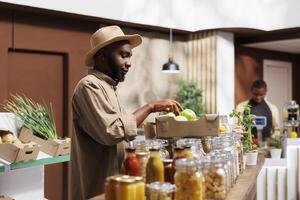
[180,109,197,121]
[175,115,188,121]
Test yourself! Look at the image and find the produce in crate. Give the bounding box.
[3,94,57,140]
[0,132,22,144]
[162,108,197,121]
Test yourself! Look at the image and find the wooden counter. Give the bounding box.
[226,156,265,200]
[90,157,265,200]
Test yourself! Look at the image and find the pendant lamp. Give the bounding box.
[162,28,180,73]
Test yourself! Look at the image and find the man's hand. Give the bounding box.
[149,99,183,115]
[133,99,183,127]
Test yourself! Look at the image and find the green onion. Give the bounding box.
[3,94,57,140]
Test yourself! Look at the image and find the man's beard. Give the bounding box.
[107,56,125,82]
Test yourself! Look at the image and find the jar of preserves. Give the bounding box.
[134,176,145,200]
[146,148,164,183]
[105,175,123,200]
[174,159,204,200]
[176,138,205,159]
[201,156,227,200]
[116,177,137,200]
[146,182,176,200]
[123,148,141,176]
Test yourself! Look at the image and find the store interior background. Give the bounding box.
[0,0,300,199]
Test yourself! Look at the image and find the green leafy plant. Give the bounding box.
[267,135,283,149]
[3,94,57,140]
[175,81,204,116]
[230,105,257,152]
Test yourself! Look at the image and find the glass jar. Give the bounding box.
[201,156,227,200]
[176,138,205,159]
[134,176,145,200]
[164,159,173,183]
[212,136,238,181]
[116,177,137,200]
[174,159,204,200]
[123,148,141,176]
[146,182,176,200]
[233,133,244,174]
[209,150,234,191]
[283,100,299,126]
[105,175,123,200]
[134,141,150,180]
[146,148,164,183]
[219,115,230,134]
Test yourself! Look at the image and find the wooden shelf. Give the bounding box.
[226,156,265,200]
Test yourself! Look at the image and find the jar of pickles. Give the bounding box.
[146,148,164,183]
[174,159,204,200]
[201,156,227,200]
[146,182,176,200]
[209,150,234,190]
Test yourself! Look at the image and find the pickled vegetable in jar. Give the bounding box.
[201,156,227,200]
[146,148,164,183]
[123,148,141,176]
[201,137,212,154]
[174,159,204,200]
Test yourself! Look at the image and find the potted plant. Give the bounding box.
[175,81,204,116]
[267,135,283,159]
[230,105,258,165]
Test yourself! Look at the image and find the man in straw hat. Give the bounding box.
[72,25,182,199]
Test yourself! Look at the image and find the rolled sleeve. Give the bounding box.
[73,80,137,145]
[119,114,137,141]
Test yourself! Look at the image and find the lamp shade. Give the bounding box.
[162,58,180,73]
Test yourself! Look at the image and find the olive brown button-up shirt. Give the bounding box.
[71,69,137,200]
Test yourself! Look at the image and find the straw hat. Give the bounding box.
[85,25,142,67]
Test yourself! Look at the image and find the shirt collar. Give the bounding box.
[88,69,118,87]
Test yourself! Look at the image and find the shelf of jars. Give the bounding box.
[91,129,265,200]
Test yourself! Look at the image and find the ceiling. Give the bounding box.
[243,38,300,54]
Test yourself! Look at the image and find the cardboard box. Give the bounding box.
[19,127,70,156]
[155,114,220,138]
[0,131,39,163]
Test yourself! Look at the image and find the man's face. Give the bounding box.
[251,87,267,104]
[105,41,132,82]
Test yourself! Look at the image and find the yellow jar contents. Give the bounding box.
[105,175,124,200]
[134,176,145,200]
[174,159,203,200]
[146,149,164,183]
[116,178,136,200]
